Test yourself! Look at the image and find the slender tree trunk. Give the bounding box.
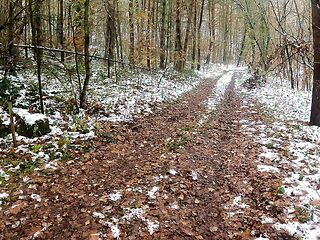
[24,19,28,58]
[58,0,64,62]
[159,0,166,69]
[8,99,17,147]
[191,1,197,69]
[206,1,216,64]
[80,0,90,109]
[47,0,53,47]
[310,0,320,126]
[166,0,173,66]
[237,28,247,66]
[197,0,205,70]
[222,1,229,64]
[128,0,135,64]
[146,0,151,68]
[68,6,81,108]
[115,0,123,61]
[154,0,158,67]
[6,1,15,75]
[182,0,194,68]
[174,0,183,71]
[29,0,44,114]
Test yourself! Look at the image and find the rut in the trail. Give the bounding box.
[0,72,293,240]
[167,79,294,240]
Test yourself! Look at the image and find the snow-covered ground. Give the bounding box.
[0,64,230,206]
[238,75,320,240]
[3,64,318,239]
[249,77,312,122]
[198,64,248,125]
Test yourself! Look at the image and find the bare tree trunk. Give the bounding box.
[237,28,247,66]
[191,1,197,69]
[29,0,44,114]
[58,0,64,62]
[115,0,123,61]
[206,0,215,64]
[159,0,166,69]
[129,0,135,64]
[146,0,151,68]
[174,0,183,71]
[5,1,15,75]
[197,0,205,70]
[222,1,229,64]
[310,0,320,126]
[104,0,116,77]
[80,0,90,109]
[182,0,194,68]
[8,98,17,147]
[47,0,53,47]
[166,0,173,66]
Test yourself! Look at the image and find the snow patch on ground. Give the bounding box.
[109,191,122,202]
[13,108,48,125]
[145,219,160,235]
[147,186,159,199]
[0,168,10,182]
[0,192,9,202]
[274,222,320,240]
[107,222,121,239]
[257,165,280,173]
[239,76,320,240]
[249,77,312,122]
[206,71,234,112]
[169,169,177,175]
[197,65,248,125]
[191,170,198,181]
[95,207,159,238]
[30,194,41,202]
[198,64,247,79]
[199,71,235,125]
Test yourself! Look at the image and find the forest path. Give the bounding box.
[1,72,293,239]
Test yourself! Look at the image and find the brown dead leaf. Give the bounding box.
[180,225,196,236]
[209,226,218,232]
[89,233,100,240]
[239,230,251,239]
[99,196,108,203]
[10,201,26,215]
[310,199,320,207]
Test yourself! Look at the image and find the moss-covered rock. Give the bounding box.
[15,109,51,138]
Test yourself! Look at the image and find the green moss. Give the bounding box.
[165,128,191,152]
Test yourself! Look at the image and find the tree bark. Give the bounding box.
[182,0,194,68]
[206,1,215,64]
[80,0,90,109]
[128,0,135,64]
[58,0,64,62]
[197,0,205,70]
[174,0,183,71]
[191,1,197,69]
[29,0,44,114]
[159,0,166,69]
[310,1,320,126]
[146,0,151,68]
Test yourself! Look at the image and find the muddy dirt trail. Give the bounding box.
[0,72,293,240]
